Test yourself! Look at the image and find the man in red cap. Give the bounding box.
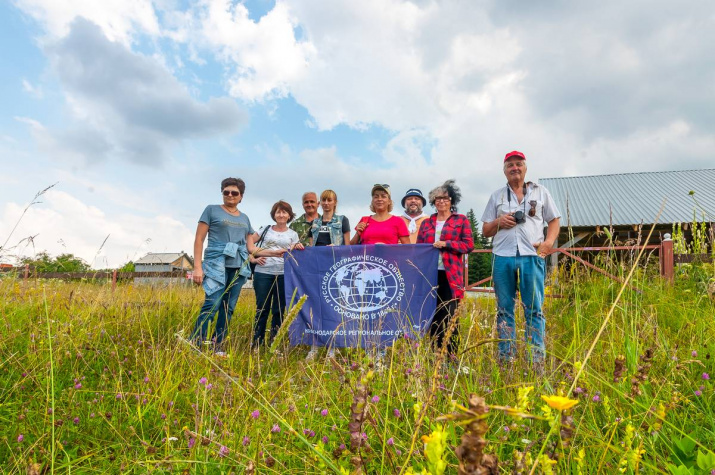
[481,151,561,368]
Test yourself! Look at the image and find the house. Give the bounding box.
[134,252,193,285]
[539,169,715,250]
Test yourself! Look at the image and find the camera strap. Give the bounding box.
[506,183,528,216]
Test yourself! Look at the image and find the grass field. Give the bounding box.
[1,260,714,474]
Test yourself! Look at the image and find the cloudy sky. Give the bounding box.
[1,0,713,268]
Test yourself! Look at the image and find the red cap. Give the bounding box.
[504,150,526,162]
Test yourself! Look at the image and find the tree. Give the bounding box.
[465,209,492,286]
[20,252,91,272]
[119,261,135,272]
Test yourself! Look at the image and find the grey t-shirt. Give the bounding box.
[199,205,255,268]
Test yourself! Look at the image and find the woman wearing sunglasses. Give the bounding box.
[417,180,474,358]
[350,184,410,245]
[191,177,260,356]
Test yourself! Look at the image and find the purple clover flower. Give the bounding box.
[251,410,260,419]
[271,424,281,433]
[242,436,250,446]
[218,445,229,457]
[199,377,208,386]
[188,437,196,449]
[321,409,328,416]
[73,417,79,425]
[387,437,394,446]
[695,390,702,397]
[703,373,710,380]
[322,436,329,444]
[592,394,601,403]
[371,396,380,403]
[692,350,698,357]
[17,434,24,443]
[74,383,82,389]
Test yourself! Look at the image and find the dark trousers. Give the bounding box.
[252,272,286,347]
[430,270,459,355]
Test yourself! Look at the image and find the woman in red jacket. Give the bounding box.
[417,180,474,357]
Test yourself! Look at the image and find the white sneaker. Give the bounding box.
[305,347,319,361]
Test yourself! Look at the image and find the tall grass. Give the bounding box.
[1,260,713,474]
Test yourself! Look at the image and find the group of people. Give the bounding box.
[190,150,561,367]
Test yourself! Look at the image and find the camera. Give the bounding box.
[513,210,526,224]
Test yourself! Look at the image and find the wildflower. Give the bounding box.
[592,394,601,403]
[161,413,166,420]
[144,376,150,383]
[73,417,79,425]
[74,383,82,390]
[218,445,229,457]
[371,396,380,403]
[271,424,281,433]
[168,437,178,442]
[573,387,583,394]
[199,377,207,386]
[322,436,329,444]
[703,373,710,380]
[692,350,698,357]
[393,408,401,418]
[47,408,53,415]
[339,443,346,451]
[17,434,24,443]
[387,437,394,446]
[396,449,402,456]
[541,395,579,411]
[206,383,213,390]
[321,409,328,416]
[116,393,122,400]
[242,436,250,446]
[251,410,260,419]
[421,426,448,475]
[695,390,702,396]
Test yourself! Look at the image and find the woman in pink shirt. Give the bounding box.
[350,184,410,245]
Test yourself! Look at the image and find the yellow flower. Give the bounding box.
[541,395,579,411]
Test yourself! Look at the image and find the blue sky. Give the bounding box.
[1,0,714,267]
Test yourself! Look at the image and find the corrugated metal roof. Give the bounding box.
[539,169,715,227]
[135,252,186,264]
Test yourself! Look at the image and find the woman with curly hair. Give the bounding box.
[417,180,474,357]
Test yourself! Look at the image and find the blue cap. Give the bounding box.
[401,188,426,208]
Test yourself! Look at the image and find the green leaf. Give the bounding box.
[667,463,694,475]
[697,450,715,470]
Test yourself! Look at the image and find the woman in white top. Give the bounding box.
[248,200,303,348]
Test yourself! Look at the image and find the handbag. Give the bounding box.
[249,226,271,274]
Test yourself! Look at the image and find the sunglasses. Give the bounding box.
[223,190,240,197]
[373,183,390,189]
[529,200,537,217]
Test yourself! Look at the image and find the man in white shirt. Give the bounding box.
[399,188,428,243]
[481,151,560,366]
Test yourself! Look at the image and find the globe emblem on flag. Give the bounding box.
[326,261,400,312]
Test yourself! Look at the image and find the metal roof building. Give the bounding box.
[539,169,715,228]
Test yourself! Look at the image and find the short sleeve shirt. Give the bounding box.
[254,226,299,275]
[358,216,410,245]
[480,183,560,257]
[315,216,351,246]
[199,205,255,267]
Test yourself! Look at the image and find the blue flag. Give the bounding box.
[285,244,439,348]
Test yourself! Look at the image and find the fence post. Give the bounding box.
[112,269,118,293]
[661,234,674,284]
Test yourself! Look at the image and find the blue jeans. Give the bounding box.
[192,267,246,350]
[493,254,546,363]
[252,272,286,347]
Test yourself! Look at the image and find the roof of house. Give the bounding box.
[539,169,715,227]
[135,252,189,265]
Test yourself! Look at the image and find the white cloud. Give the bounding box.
[13,0,160,43]
[21,79,44,98]
[0,190,193,268]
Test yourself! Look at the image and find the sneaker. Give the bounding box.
[305,347,319,361]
